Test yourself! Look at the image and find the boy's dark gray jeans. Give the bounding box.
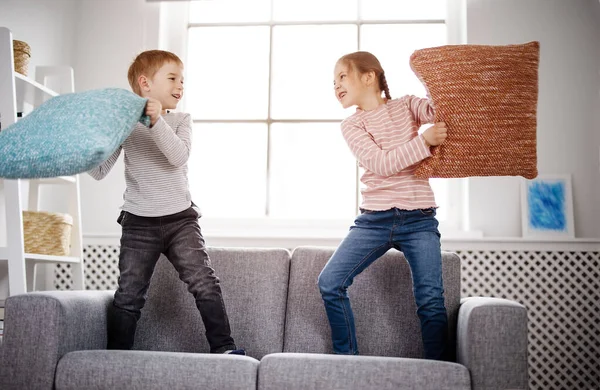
[107,205,236,353]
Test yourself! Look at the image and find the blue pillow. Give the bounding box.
[0,88,149,179]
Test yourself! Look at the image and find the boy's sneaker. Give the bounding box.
[223,348,246,356]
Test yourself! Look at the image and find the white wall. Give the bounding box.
[1,0,599,245]
[466,0,600,238]
[0,0,78,78]
[72,0,161,236]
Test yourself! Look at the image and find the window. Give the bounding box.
[179,0,463,241]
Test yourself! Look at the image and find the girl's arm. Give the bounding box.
[407,95,435,126]
[87,146,122,180]
[342,119,431,177]
[148,113,192,168]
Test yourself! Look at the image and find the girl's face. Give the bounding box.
[144,61,185,111]
[333,61,368,109]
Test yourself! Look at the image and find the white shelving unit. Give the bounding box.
[0,27,85,297]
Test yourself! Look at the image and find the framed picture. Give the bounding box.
[521,174,575,238]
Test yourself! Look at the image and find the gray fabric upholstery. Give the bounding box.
[0,290,113,390]
[284,247,461,359]
[457,297,529,390]
[55,350,258,390]
[134,247,291,359]
[258,353,471,390]
[0,247,528,390]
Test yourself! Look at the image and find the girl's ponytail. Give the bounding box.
[379,73,391,100]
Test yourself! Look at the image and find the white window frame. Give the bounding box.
[157,0,480,247]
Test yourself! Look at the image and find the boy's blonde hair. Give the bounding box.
[127,50,183,96]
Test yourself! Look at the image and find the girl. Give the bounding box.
[318,51,448,360]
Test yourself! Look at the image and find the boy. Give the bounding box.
[89,50,244,355]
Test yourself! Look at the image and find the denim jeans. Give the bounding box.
[107,205,236,353]
[318,207,448,360]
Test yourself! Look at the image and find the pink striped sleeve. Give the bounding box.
[341,119,432,177]
[407,95,435,125]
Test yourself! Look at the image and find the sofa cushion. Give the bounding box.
[410,41,540,179]
[55,350,258,390]
[0,88,149,179]
[258,353,471,390]
[133,247,291,360]
[284,247,461,359]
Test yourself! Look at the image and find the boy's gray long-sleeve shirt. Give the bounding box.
[88,112,193,217]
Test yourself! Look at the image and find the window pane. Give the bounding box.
[360,0,446,20]
[429,178,447,221]
[189,0,271,23]
[270,123,357,219]
[186,27,270,120]
[271,25,357,120]
[360,24,446,97]
[273,0,358,21]
[189,123,267,218]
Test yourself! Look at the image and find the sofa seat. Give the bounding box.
[258,353,471,390]
[54,350,259,390]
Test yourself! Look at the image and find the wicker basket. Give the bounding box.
[13,39,31,76]
[22,211,73,256]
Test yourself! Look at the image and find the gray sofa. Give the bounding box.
[0,247,528,390]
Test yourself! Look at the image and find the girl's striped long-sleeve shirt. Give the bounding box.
[341,95,437,211]
[88,112,193,217]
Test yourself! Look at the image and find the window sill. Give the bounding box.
[84,218,599,251]
[199,217,485,248]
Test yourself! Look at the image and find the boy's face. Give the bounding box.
[143,61,184,111]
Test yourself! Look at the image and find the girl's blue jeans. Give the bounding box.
[318,207,448,360]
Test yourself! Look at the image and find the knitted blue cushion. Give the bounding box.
[0,88,149,179]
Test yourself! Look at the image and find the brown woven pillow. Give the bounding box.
[410,41,540,179]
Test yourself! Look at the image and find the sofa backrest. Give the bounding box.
[133,247,291,360]
[283,247,460,359]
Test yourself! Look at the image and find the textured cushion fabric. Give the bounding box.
[258,353,471,390]
[0,290,113,390]
[0,88,149,179]
[457,297,529,390]
[284,247,461,359]
[134,247,291,360]
[410,41,540,179]
[55,350,258,390]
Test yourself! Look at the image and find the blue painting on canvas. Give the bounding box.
[527,181,566,231]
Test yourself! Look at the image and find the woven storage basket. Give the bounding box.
[13,39,31,76]
[22,211,73,256]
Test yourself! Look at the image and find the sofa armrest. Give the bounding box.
[0,290,113,390]
[457,297,528,390]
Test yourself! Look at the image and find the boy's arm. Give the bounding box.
[87,146,122,180]
[342,119,431,177]
[148,113,192,168]
[407,95,435,126]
